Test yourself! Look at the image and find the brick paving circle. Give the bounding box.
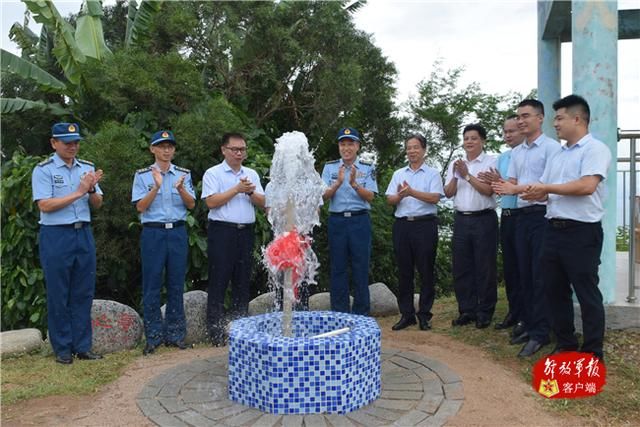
[137,348,464,426]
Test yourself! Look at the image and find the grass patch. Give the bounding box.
[1,348,139,405]
[432,290,640,425]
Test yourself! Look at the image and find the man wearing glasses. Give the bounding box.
[201,133,265,346]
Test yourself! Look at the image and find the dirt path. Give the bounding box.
[2,319,588,427]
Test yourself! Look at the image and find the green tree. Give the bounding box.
[409,63,523,175]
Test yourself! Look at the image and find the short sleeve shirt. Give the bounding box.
[541,134,611,222]
[445,152,497,211]
[201,160,264,223]
[131,163,195,223]
[321,158,378,212]
[32,153,103,225]
[385,163,443,217]
[507,133,561,208]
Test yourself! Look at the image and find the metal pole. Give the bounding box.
[627,135,637,303]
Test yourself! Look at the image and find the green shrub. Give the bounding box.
[1,150,47,331]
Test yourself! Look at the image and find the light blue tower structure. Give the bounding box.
[537,1,640,304]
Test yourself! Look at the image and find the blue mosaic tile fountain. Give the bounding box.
[228,311,381,414]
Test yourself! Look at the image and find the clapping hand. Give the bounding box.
[397,180,411,198]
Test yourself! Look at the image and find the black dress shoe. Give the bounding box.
[475,319,491,329]
[56,354,73,365]
[518,339,549,357]
[392,316,417,331]
[143,343,159,355]
[417,316,432,331]
[510,331,530,345]
[166,341,188,350]
[495,314,516,330]
[511,321,526,337]
[548,346,578,356]
[451,313,475,327]
[74,351,103,360]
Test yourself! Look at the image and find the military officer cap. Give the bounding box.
[336,127,361,142]
[51,123,82,143]
[150,130,176,146]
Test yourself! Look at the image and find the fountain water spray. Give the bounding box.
[263,131,325,336]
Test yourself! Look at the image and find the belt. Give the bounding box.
[455,209,494,217]
[398,214,437,222]
[46,222,90,229]
[210,220,253,229]
[143,221,185,229]
[330,210,369,218]
[521,205,547,214]
[501,208,521,217]
[549,219,598,229]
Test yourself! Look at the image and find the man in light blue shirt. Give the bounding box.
[201,132,265,345]
[522,95,611,360]
[32,123,103,364]
[322,127,378,315]
[480,115,525,331]
[132,130,196,355]
[493,99,561,358]
[386,134,443,331]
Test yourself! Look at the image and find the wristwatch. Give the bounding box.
[88,187,96,194]
[464,175,471,182]
[247,191,254,196]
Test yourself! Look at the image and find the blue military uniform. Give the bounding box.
[321,127,378,315]
[131,130,195,351]
[32,123,103,362]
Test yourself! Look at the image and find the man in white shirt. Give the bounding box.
[201,133,265,346]
[444,124,498,329]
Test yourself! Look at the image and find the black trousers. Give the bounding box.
[392,218,438,319]
[206,221,254,340]
[500,213,522,321]
[452,211,498,321]
[542,221,605,358]
[516,211,550,341]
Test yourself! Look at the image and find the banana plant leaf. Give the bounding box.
[125,0,164,47]
[23,0,86,85]
[1,48,67,93]
[75,0,112,60]
[1,97,69,116]
[9,23,38,57]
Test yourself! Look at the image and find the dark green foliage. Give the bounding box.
[79,123,148,304]
[1,151,47,330]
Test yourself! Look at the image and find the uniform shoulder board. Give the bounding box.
[77,158,95,167]
[136,166,152,174]
[325,159,339,164]
[359,160,373,166]
[174,165,190,173]
[37,157,54,167]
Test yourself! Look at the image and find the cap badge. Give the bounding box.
[68,124,76,132]
[161,131,169,138]
[344,129,351,135]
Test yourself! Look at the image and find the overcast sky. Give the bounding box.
[2,0,639,130]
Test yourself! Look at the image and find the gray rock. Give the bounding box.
[0,328,43,357]
[161,290,208,345]
[309,292,353,311]
[248,291,276,315]
[369,282,399,316]
[91,299,143,354]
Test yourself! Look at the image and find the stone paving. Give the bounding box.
[137,348,464,426]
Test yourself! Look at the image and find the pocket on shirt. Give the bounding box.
[53,183,70,197]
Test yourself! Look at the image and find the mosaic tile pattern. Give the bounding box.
[228,311,381,414]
